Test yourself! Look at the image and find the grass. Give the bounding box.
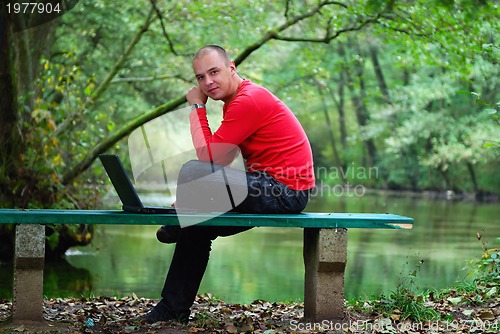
[347,239,500,322]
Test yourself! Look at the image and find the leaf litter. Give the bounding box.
[0,290,498,333]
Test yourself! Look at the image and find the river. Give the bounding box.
[1,191,499,304]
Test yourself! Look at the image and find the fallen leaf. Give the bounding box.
[124,326,137,333]
[447,297,462,305]
[226,324,238,333]
[220,307,232,314]
[13,325,25,332]
[486,286,497,298]
[478,310,495,320]
[462,309,474,316]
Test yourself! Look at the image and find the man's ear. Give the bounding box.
[230,61,237,74]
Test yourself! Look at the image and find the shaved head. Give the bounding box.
[193,45,231,65]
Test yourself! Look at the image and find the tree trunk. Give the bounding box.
[339,39,378,167]
[466,162,479,194]
[0,4,22,207]
[315,80,346,183]
[369,45,391,104]
[352,42,377,167]
[337,45,348,152]
[0,6,24,260]
[351,66,377,165]
[398,66,420,190]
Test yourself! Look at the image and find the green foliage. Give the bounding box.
[471,92,500,149]
[349,237,500,322]
[18,55,109,208]
[474,249,500,285]
[192,309,224,329]
[3,0,500,211]
[376,290,439,322]
[370,34,499,192]
[368,260,439,321]
[429,237,499,310]
[467,237,500,287]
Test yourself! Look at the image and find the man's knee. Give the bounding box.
[178,160,215,184]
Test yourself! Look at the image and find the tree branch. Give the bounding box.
[53,4,156,138]
[273,15,380,43]
[233,1,347,66]
[61,95,186,185]
[111,73,191,84]
[149,0,188,57]
[94,6,157,101]
[379,12,433,39]
[285,0,291,19]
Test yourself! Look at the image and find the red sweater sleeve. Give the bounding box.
[189,108,244,165]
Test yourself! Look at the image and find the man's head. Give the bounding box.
[192,45,242,104]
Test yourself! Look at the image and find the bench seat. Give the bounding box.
[0,209,413,228]
[0,209,413,324]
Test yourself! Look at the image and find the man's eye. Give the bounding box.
[211,70,218,75]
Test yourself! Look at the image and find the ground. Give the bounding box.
[0,291,499,334]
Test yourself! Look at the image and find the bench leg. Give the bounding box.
[303,228,347,321]
[13,224,45,322]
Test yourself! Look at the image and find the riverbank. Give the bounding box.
[361,188,500,203]
[1,223,498,333]
[1,280,498,334]
[1,240,499,333]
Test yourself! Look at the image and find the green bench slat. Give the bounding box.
[0,209,413,229]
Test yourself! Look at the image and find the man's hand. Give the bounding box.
[186,86,208,105]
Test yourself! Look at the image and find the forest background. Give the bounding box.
[0,0,498,255]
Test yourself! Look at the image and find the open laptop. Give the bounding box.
[99,154,177,214]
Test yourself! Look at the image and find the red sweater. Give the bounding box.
[189,80,315,191]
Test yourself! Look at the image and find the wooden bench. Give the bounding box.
[0,209,413,323]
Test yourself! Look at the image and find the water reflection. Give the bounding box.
[316,193,500,301]
[44,260,93,297]
[0,193,498,304]
[0,259,92,299]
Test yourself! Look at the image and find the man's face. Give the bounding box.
[193,51,238,103]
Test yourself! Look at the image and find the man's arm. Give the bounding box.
[186,86,243,164]
[189,108,240,165]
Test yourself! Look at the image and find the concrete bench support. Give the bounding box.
[303,228,347,321]
[13,224,45,322]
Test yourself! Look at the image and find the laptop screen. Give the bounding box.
[99,154,144,209]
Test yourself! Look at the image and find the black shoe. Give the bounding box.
[156,225,181,243]
[136,299,189,324]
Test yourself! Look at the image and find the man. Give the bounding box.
[139,45,315,323]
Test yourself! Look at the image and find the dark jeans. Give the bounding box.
[161,160,310,315]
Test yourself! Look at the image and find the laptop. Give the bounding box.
[99,154,177,214]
